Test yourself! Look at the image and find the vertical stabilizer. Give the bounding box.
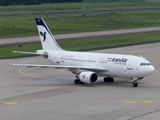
[35,18,63,51]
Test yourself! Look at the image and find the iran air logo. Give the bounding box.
[107,58,128,62]
[40,31,47,42]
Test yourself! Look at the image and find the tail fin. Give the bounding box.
[35,18,63,51]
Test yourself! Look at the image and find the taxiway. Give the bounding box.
[0,42,160,120]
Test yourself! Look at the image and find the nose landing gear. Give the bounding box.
[132,79,138,87]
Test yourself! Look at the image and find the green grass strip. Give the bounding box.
[1,10,160,38]
[1,32,160,58]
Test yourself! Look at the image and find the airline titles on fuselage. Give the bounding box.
[107,58,128,65]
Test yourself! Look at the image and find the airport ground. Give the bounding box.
[0,42,160,120]
[1,3,160,119]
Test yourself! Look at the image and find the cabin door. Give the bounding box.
[126,59,134,76]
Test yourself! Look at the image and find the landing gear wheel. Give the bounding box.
[104,77,108,82]
[74,79,84,84]
[132,82,138,87]
[74,79,79,84]
[104,77,114,82]
[110,78,114,82]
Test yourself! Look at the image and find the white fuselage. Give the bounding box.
[46,50,155,79]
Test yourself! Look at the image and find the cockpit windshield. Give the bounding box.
[140,63,151,66]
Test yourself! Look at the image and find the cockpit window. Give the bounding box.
[140,63,145,66]
[140,63,151,66]
[146,63,151,65]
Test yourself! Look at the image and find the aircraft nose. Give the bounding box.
[150,65,155,73]
[146,65,155,75]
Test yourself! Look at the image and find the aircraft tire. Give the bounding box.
[104,77,114,82]
[74,79,84,84]
[132,82,138,87]
[74,79,79,84]
[104,77,108,82]
[109,78,114,82]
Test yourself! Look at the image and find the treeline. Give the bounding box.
[83,0,150,2]
[0,0,82,6]
[0,0,153,6]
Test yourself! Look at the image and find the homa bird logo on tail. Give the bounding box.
[40,31,47,42]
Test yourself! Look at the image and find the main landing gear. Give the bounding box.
[132,79,138,87]
[103,77,114,83]
[74,79,84,84]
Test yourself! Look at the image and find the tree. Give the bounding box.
[0,0,83,6]
[0,0,11,6]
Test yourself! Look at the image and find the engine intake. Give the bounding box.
[78,71,98,84]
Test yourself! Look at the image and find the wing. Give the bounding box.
[7,63,107,71]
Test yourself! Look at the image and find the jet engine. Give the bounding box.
[77,71,98,84]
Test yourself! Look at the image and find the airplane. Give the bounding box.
[7,18,155,87]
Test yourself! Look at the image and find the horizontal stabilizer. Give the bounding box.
[12,51,47,55]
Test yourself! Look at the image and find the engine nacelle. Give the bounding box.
[77,72,98,84]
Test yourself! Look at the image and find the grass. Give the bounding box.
[1,32,160,58]
[1,10,160,38]
[0,2,160,14]
[1,3,160,58]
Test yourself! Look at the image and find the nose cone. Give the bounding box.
[150,65,155,73]
[145,65,155,75]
